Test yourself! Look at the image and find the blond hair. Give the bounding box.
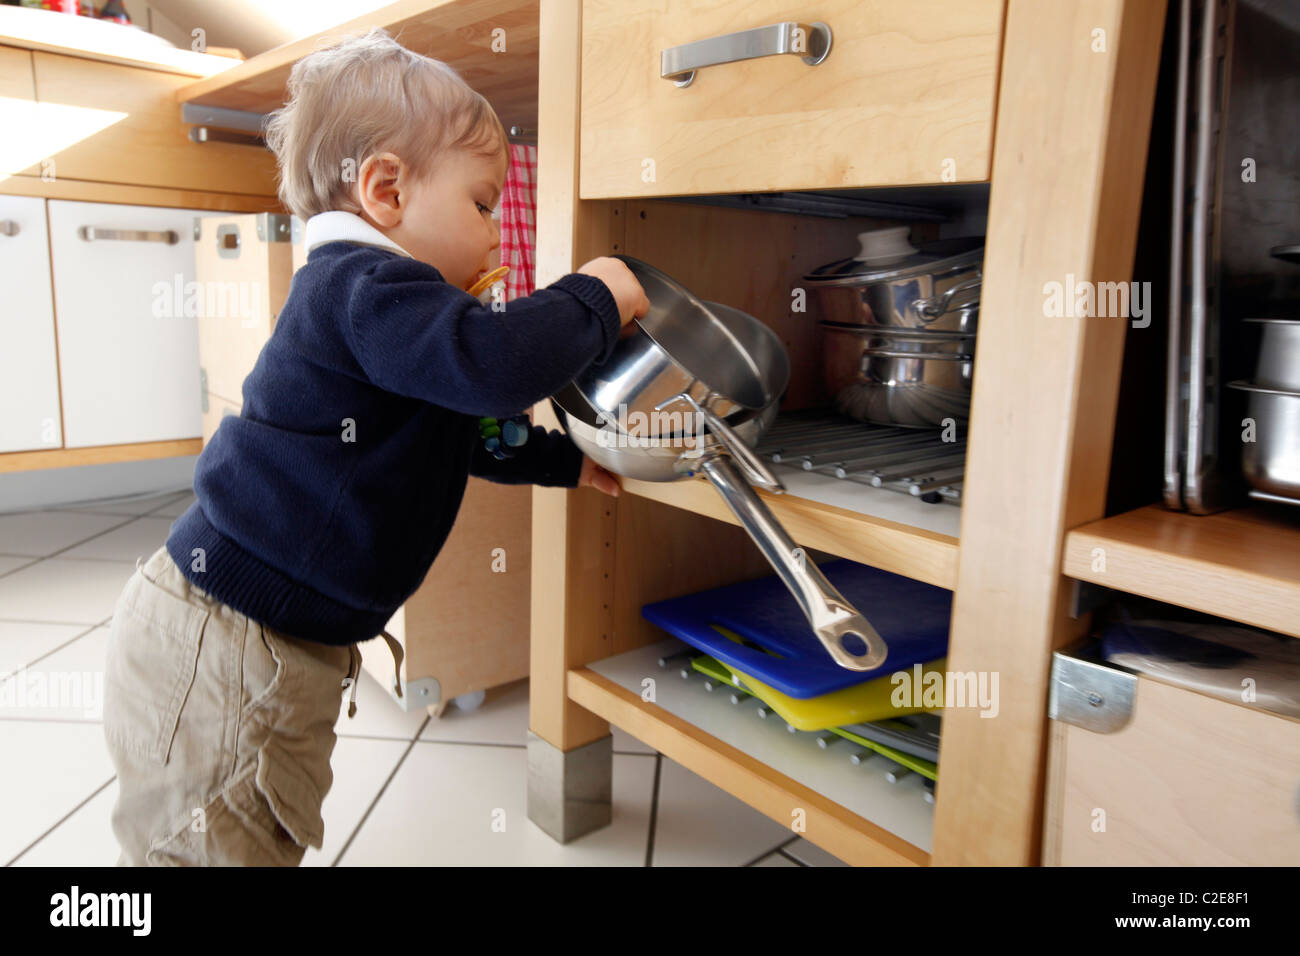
[264,27,508,221]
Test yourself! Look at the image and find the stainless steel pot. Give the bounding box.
[820,323,974,428]
[1227,380,1300,504]
[1245,318,1300,391]
[574,256,778,437]
[804,236,984,333]
[551,380,888,671]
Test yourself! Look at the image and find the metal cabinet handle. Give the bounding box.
[77,226,179,245]
[661,21,832,88]
[1,220,19,237]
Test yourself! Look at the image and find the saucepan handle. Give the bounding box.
[698,455,887,671]
[663,391,786,493]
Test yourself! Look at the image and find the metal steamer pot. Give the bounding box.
[556,265,888,672]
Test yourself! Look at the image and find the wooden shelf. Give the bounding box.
[1063,504,1300,638]
[619,473,959,590]
[0,439,202,475]
[572,638,932,866]
[174,0,540,130]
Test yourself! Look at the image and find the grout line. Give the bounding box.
[776,847,811,867]
[0,716,103,724]
[4,775,116,867]
[743,837,800,868]
[0,617,107,627]
[0,615,112,683]
[43,515,155,561]
[0,558,41,580]
[644,753,662,868]
[330,715,431,866]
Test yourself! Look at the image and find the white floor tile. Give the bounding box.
[753,850,801,867]
[416,678,657,754]
[0,721,115,864]
[150,493,196,518]
[338,745,654,865]
[302,736,410,867]
[0,620,92,681]
[60,517,174,562]
[0,511,127,557]
[334,668,431,740]
[8,779,118,867]
[650,758,793,866]
[0,556,34,576]
[58,489,190,516]
[0,626,110,721]
[783,836,850,866]
[0,558,133,625]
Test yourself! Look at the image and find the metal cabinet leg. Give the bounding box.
[526,730,613,842]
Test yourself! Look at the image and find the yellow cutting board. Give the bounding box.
[709,624,946,731]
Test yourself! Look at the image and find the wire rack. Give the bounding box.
[753,407,965,503]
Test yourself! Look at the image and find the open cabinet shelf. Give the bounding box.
[573,639,932,866]
[621,472,959,590]
[1063,504,1300,639]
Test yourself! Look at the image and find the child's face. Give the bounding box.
[359,144,507,290]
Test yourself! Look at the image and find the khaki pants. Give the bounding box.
[103,545,359,866]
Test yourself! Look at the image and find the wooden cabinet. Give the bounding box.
[1044,655,1300,866]
[46,199,220,448]
[0,195,61,453]
[579,0,1004,198]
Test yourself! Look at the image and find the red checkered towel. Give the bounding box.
[499,143,537,301]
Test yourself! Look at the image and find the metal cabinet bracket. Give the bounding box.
[1049,651,1137,734]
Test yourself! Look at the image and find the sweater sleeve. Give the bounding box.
[343,256,622,418]
[468,424,585,487]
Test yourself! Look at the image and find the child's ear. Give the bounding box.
[357,152,405,225]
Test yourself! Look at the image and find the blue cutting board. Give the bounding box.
[641,559,951,699]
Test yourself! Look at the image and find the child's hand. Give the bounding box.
[576,256,650,334]
[577,455,621,496]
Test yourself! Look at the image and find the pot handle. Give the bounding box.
[699,455,888,671]
[665,391,787,493]
[911,276,982,321]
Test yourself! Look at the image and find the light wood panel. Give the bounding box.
[0,175,282,212]
[1064,505,1300,639]
[31,52,278,196]
[620,474,959,589]
[0,439,201,474]
[0,7,238,77]
[580,0,1003,197]
[931,0,1167,865]
[568,666,929,866]
[0,45,40,178]
[175,0,541,131]
[1044,673,1300,865]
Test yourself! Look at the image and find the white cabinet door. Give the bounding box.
[0,196,62,453]
[47,201,222,448]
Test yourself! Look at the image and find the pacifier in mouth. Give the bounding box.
[466,265,509,299]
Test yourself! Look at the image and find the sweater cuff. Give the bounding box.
[550,272,622,366]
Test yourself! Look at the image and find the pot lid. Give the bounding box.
[804,234,985,284]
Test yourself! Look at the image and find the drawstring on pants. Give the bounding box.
[343,629,404,719]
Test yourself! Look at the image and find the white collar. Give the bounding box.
[303,210,413,258]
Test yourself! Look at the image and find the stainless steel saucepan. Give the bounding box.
[556,284,889,671]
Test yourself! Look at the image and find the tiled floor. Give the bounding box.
[0,489,847,867]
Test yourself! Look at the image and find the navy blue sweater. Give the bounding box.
[166,240,621,646]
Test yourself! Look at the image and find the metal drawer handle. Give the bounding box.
[1,220,19,237]
[661,21,832,88]
[77,226,179,245]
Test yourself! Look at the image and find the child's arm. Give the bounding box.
[343,253,621,418]
[468,422,584,487]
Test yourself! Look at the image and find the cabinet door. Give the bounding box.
[580,0,1004,197]
[0,196,62,453]
[47,200,219,448]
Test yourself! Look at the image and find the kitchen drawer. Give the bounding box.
[0,45,39,177]
[47,199,223,448]
[580,0,1004,198]
[0,195,62,453]
[1044,651,1300,866]
[29,51,277,195]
